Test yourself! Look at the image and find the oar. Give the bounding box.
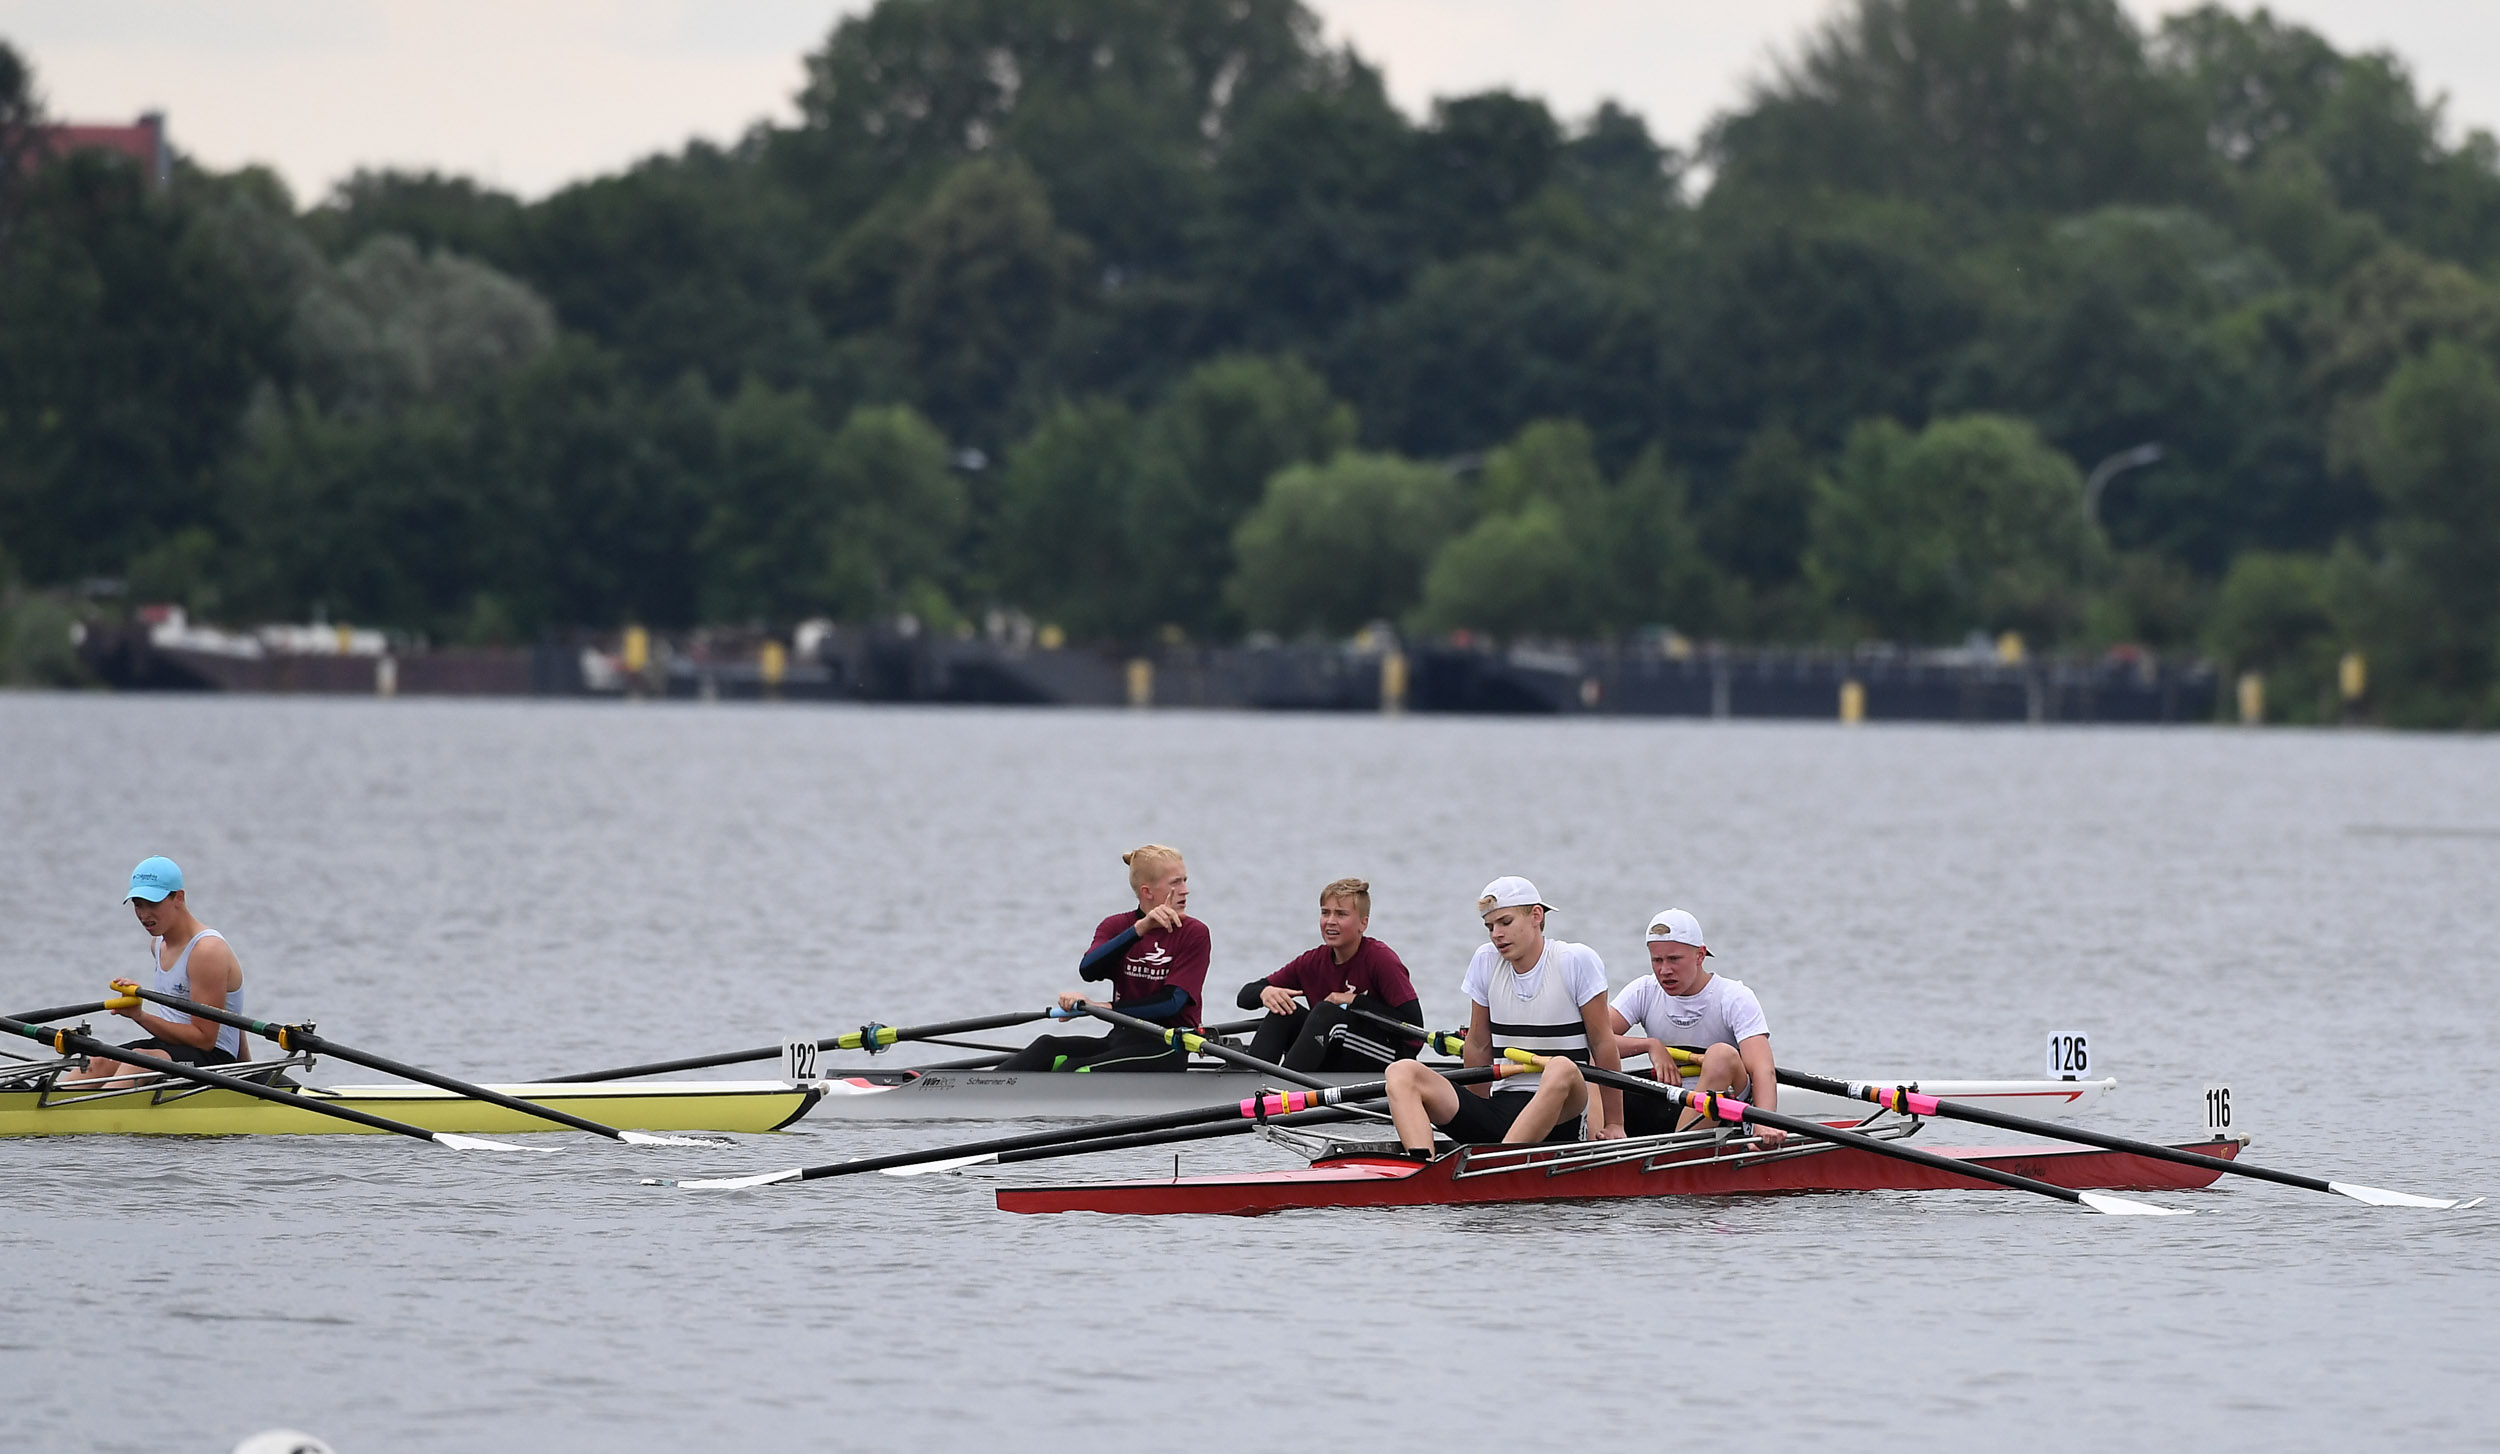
[1339,1005,1704,1073]
[646,1065,1519,1188]
[879,1099,1392,1177]
[1509,1053,2191,1217]
[0,1013,541,1152]
[1781,1069,2482,1211]
[544,1010,1059,1082]
[117,983,729,1148]
[5,1001,112,1025]
[1070,1001,1332,1089]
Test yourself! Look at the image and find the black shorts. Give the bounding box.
[1440,1088,1581,1146]
[115,1037,238,1069]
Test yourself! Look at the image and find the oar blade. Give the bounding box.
[2077,1191,2193,1217]
[2328,1181,2481,1210]
[617,1131,738,1148]
[433,1133,552,1153]
[880,1152,1001,1177]
[650,1167,804,1190]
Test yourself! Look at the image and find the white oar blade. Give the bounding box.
[433,1133,551,1153]
[2077,1191,2193,1217]
[880,1153,1000,1177]
[2328,1181,2480,1210]
[617,1131,737,1148]
[655,1167,804,1190]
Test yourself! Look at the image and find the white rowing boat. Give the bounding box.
[804,1061,2120,1122]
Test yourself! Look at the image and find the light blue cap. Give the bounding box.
[126,856,183,903]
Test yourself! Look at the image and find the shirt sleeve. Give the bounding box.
[1460,947,1495,1009]
[1563,944,1611,1007]
[1723,981,1770,1042]
[1610,977,1651,1024]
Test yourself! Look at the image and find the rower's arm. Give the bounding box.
[1581,994,1622,1135]
[1077,925,1140,982]
[1738,1035,1776,1114]
[1461,1002,1492,1098]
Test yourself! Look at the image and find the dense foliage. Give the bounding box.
[7,0,2500,722]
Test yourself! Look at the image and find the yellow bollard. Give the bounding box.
[1126,657,1154,708]
[1038,623,1065,651]
[1995,631,2025,665]
[335,623,353,654]
[1839,679,1865,724]
[1380,651,1408,715]
[2237,670,2265,725]
[622,625,650,675]
[759,640,786,697]
[2339,652,2367,703]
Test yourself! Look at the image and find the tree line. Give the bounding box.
[5,0,2500,723]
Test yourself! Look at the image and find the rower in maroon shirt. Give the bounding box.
[1236,877,1426,1071]
[995,843,1211,1072]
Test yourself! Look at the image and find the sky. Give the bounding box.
[4,0,2499,205]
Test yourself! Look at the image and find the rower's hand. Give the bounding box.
[1593,1122,1626,1141]
[1751,1124,1788,1151]
[1322,989,1356,1006]
[1054,990,1090,1012]
[108,999,143,1023]
[1136,904,1184,935]
[1258,985,1302,1016]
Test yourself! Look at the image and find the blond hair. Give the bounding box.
[1319,876,1371,917]
[1122,843,1184,888]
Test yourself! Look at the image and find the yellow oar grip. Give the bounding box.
[1501,1048,1545,1066]
[105,995,140,1011]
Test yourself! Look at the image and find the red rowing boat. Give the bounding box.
[997,1131,2248,1216]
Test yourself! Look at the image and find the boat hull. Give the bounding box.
[811,1067,2118,1123]
[997,1134,2245,1216]
[0,1080,819,1137]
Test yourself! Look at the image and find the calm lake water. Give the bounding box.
[3,694,2495,1453]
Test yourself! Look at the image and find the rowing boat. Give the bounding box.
[0,1058,817,1138]
[808,1064,2119,1122]
[997,1125,2248,1215]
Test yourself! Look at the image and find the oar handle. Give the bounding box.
[4,1001,113,1025]
[1073,1001,1332,1090]
[1337,1004,1702,1069]
[0,1013,446,1143]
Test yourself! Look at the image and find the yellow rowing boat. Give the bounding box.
[0,1077,817,1137]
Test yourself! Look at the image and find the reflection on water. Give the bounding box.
[3,696,2495,1452]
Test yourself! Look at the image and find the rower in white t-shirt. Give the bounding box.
[1381,876,1626,1155]
[1608,909,1784,1148]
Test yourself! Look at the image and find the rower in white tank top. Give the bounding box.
[149,928,245,1057]
[66,856,249,1084]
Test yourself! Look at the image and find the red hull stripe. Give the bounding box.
[997,1139,2244,1217]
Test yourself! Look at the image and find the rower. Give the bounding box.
[1608,908,1784,1148]
[995,844,1209,1072]
[67,856,249,1085]
[1381,876,1624,1154]
[1235,877,1424,1070]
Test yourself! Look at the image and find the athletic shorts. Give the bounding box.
[115,1037,238,1069]
[1623,1073,1751,1137]
[1440,1088,1581,1146]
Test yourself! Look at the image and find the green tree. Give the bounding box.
[1127,354,1356,635]
[989,397,1143,640]
[1411,503,1585,639]
[1709,0,2208,215]
[892,159,1088,439]
[2202,549,2338,720]
[293,234,557,414]
[821,404,967,621]
[1808,413,2106,642]
[2350,342,2500,722]
[1225,451,1459,637]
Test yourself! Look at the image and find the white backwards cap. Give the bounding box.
[1645,908,1709,955]
[1477,876,1553,914]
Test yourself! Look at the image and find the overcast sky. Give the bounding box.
[5,0,2498,205]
